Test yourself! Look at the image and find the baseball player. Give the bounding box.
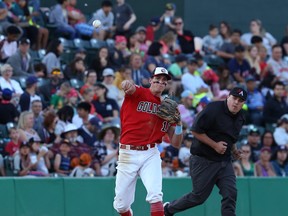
[113,67,183,216]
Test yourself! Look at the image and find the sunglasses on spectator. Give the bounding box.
[175,22,183,25]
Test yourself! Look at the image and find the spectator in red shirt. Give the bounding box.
[146,17,161,46]
[5,127,21,156]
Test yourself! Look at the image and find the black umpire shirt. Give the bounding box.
[191,100,245,161]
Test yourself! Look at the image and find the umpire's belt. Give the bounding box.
[120,144,156,151]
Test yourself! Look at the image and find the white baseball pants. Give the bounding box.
[113,146,163,213]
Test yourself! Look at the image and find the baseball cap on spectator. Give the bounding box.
[277,145,287,152]
[136,26,146,33]
[20,141,30,149]
[184,133,193,140]
[175,54,188,63]
[187,58,198,65]
[150,17,161,26]
[66,88,78,98]
[198,96,210,107]
[229,87,247,101]
[165,3,176,10]
[248,127,260,136]
[181,90,193,99]
[245,76,256,82]
[152,67,171,80]
[89,117,102,129]
[19,38,30,45]
[103,68,115,77]
[89,117,102,132]
[115,35,127,44]
[260,146,271,153]
[26,76,38,86]
[202,69,219,83]
[2,88,13,101]
[28,137,42,145]
[79,153,92,166]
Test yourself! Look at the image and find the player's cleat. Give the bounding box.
[163,202,173,216]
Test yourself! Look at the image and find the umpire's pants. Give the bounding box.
[167,155,237,216]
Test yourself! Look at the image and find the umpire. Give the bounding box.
[164,87,247,216]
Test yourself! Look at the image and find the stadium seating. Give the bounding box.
[90,39,107,49]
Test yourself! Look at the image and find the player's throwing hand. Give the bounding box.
[121,80,136,95]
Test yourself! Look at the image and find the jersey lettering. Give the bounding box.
[137,101,159,114]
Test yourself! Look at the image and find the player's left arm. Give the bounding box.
[167,122,183,149]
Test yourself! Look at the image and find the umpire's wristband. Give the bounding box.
[175,125,183,135]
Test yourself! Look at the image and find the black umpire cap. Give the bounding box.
[229,87,247,101]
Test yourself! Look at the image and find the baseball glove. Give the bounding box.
[156,98,180,124]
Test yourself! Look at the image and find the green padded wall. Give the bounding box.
[1,177,288,216]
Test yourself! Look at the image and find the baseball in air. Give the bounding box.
[92,20,101,28]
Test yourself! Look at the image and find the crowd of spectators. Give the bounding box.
[0,0,288,178]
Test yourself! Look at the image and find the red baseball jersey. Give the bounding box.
[120,86,171,145]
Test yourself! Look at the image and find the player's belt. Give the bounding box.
[119,144,156,151]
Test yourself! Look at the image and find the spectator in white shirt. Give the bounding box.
[267,45,288,84]
[0,64,23,96]
[273,114,288,148]
[181,59,209,95]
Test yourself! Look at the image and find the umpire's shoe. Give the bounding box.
[163,202,173,216]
